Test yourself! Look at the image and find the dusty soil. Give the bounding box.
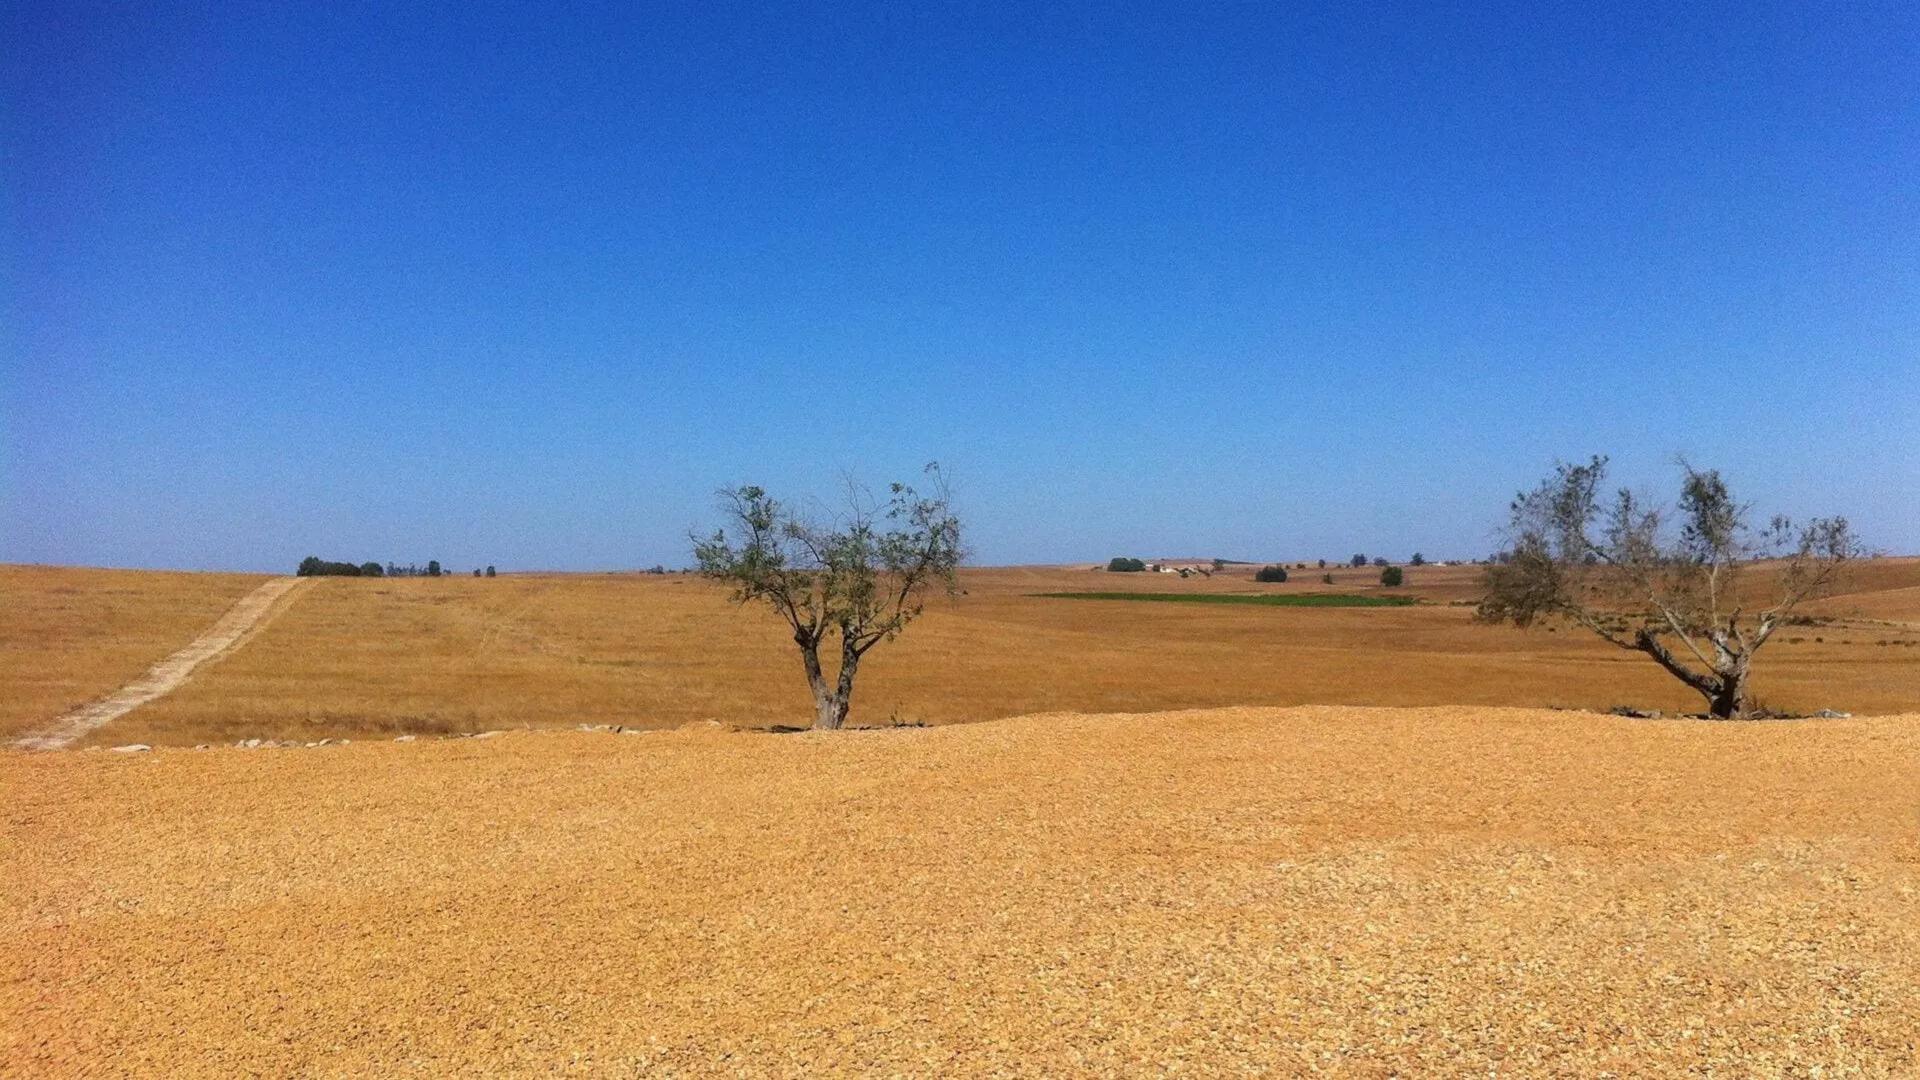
[10,577,308,750]
[7,705,1918,1075]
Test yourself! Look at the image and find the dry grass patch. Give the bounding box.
[85,561,1920,746]
[0,565,266,740]
[1,560,1913,747]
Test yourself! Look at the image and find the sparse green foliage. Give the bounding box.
[1477,456,1860,719]
[1106,557,1147,573]
[1410,553,1426,566]
[1254,565,1289,583]
[1350,553,1367,567]
[1322,573,1334,585]
[1380,566,1404,587]
[694,464,963,730]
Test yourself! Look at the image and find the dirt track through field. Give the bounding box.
[10,577,310,751]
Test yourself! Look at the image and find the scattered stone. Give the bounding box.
[620,728,647,735]
[194,744,210,750]
[110,744,151,753]
[472,731,503,739]
[394,735,416,743]
[1608,707,1663,719]
[1814,709,1853,719]
[243,738,263,749]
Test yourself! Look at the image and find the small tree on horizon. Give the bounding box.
[1476,456,1859,719]
[1350,553,1367,567]
[694,465,963,730]
[485,565,497,577]
[427,560,442,578]
[1410,552,1426,566]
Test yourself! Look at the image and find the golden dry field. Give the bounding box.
[0,565,266,741]
[7,706,1920,1074]
[1,558,1911,748]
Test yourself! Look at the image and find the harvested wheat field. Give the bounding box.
[11,559,1916,749]
[6,705,1920,1074]
[0,565,267,741]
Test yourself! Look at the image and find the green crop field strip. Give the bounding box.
[1033,592,1417,607]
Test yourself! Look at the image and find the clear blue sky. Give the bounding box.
[4,2,1915,572]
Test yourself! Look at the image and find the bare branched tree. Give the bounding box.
[1477,456,1860,719]
[693,464,963,730]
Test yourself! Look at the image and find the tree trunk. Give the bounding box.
[1630,630,1756,719]
[1707,661,1751,720]
[813,689,847,731]
[796,634,842,730]
[1705,634,1753,720]
[795,634,861,730]
[814,640,860,731]
[1634,631,1717,705]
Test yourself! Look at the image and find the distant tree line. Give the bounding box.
[297,557,493,578]
[296,556,386,577]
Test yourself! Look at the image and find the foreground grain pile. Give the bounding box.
[6,706,1919,1074]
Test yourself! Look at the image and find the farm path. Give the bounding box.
[11,577,312,751]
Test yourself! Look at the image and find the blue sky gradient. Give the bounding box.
[4,2,1915,571]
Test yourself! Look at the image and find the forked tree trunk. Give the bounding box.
[811,684,849,730]
[818,640,861,731]
[795,634,858,730]
[1706,659,1751,720]
[1633,630,1753,720]
[1704,637,1753,720]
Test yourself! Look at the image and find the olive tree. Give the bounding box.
[1477,456,1859,719]
[693,466,962,730]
